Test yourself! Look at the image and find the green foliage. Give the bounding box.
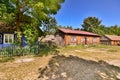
[38,42,59,56]
[0,0,65,45]
[58,25,73,29]
[41,17,57,35]
[0,45,39,58]
[23,24,39,46]
[82,17,102,32]
[107,25,120,35]
[14,31,22,46]
[81,17,120,36]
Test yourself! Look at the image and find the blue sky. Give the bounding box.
[55,0,120,28]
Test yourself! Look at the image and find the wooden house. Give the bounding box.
[56,28,100,46]
[0,22,26,48]
[101,35,120,45]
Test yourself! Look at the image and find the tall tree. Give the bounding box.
[0,0,65,45]
[63,26,73,29]
[108,25,120,35]
[82,17,102,32]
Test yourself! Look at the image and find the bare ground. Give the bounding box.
[59,45,120,67]
[38,55,120,80]
[0,45,120,79]
[0,55,52,80]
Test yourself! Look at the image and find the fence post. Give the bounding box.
[11,45,14,57]
[38,42,40,54]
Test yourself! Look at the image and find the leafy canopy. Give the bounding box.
[82,17,102,32]
[81,16,120,36]
[0,0,65,45]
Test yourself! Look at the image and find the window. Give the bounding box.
[4,34,14,44]
[71,36,76,42]
[87,38,89,42]
[81,37,85,43]
[93,37,97,43]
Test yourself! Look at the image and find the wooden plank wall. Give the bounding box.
[64,34,100,46]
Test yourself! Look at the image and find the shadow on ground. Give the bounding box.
[38,55,120,80]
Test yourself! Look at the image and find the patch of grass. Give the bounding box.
[89,44,107,48]
[107,49,118,52]
[37,43,59,56]
[39,46,52,56]
[66,44,87,49]
[59,44,120,61]
[66,44,103,49]
[0,57,14,62]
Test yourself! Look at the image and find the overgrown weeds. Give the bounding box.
[38,42,59,56]
[0,42,59,62]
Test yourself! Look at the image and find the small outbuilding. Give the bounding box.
[101,35,120,45]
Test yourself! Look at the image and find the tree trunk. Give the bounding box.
[16,0,22,46]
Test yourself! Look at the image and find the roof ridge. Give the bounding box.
[58,28,100,36]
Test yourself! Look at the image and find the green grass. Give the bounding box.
[0,44,120,79]
[107,49,118,52]
[37,43,59,56]
[59,44,120,61]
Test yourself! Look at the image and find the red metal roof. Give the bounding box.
[58,28,100,36]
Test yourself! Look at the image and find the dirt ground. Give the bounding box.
[38,55,120,80]
[0,55,52,80]
[0,45,120,80]
[59,45,120,67]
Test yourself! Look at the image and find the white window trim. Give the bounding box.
[71,36,76,42]
[3,34,14,44]
[93,37,97,43]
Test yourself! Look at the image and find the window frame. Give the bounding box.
[81,37,85,43]
[71,36,76,42]
[93,37,97,43]
[3,34,14,44]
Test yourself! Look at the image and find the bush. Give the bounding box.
[37,42,59,56]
